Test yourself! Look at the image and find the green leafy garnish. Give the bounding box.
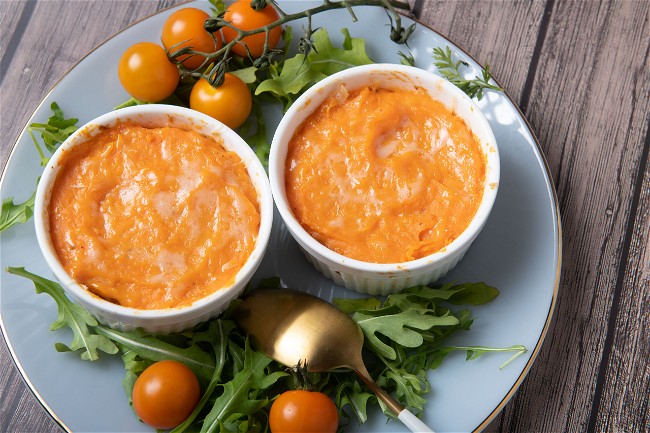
[27,102,78,166]
[1,103,78,234]
[199,340,286,432]
[171,320,238,432]
[333,282,524,417]
[229,65,259,84]
[95,327,216,383]
[398,50,415,66]
[432,46,503,100]
[353,306,459,360]
[8,268,526,429]
[336,379,375,423]
[256,27,374,109]
[0,189,36,233]
[6,267,118,361]
[444,345,528,369]
[207,0,227,15]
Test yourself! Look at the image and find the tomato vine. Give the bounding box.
[171,0,413,86]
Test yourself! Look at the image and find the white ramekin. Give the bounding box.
[269,64,499,295]
[34,104,273,333]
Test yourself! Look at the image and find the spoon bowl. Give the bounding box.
[234,288,434,432]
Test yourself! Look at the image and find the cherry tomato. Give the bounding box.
[162,7,222,70]
[131,360,200,429]
[189,73,252,129]
[118,42,180,102]
[222,0,282,58]
[269,390,339,433]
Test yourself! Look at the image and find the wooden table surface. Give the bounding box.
[1,0,648,432]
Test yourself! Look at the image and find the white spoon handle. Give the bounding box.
[398,408,435,433]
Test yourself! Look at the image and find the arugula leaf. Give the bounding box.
[336,379,375,424]
[322,27,374,72]
[444,344,528,369]
[353,307,459,360]
[256,28,373,108]
[395,281,499,306]
[173,320,237,433]
[6,267,118,361]
[444,282,500,305]
[27,102,78,166]
[120,349,151,400]
[95,327,216,383]
[199,339,287,433]
[334,296,382,313]
[0,189,36,233]
[378,369,427,415]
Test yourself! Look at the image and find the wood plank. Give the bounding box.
[0,0,34,167]
[593,135,650,430]
[585,2,650,430]
[485,1,650,432]
[415,0,547,104]
[0,1,31,82]
[0,2,56,432]
[0,2,185,431]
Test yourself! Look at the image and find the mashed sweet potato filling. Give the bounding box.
[49,123,260,309]
[285,85,486,263]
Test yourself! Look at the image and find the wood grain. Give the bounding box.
[1,1,649,433]
[490,1,648,432]
[595,148,650,432]
[0,0,33,168]
[415,0,547,104]
[583,2,650,431]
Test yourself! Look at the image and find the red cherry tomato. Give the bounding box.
[222,0,282,58]
[118,42,179,102]
[131,360,200,429]
[269,390,339,433]
[189,73,252,129]
[162,7,222,70]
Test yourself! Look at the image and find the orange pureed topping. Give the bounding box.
[49,123,260,309]
[286,85,486,263]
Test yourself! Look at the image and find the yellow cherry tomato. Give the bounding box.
[189,73,252,129]
[118,42,179,102]
[131,360,200,430]
[162,7,222,70]
[269,390,339,433]
[222,0,282,58]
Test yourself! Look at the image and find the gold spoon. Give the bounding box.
[233,288,435,432]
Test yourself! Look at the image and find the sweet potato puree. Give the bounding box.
[285,85,486,263]
[48,122,260,309]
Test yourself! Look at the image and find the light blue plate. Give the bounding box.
[0,1,561,432]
